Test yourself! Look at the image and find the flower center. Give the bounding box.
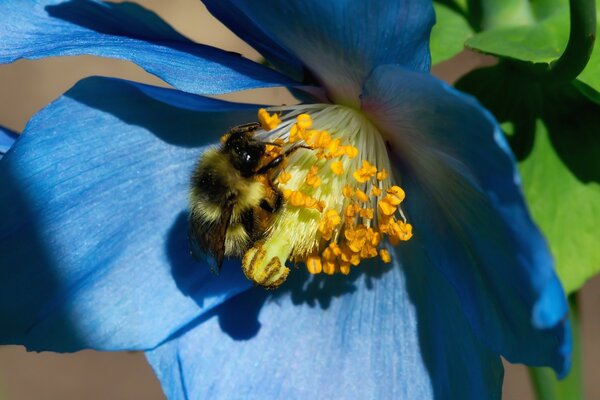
[243,105,412,288]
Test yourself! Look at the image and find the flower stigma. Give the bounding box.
[243,105,412,288]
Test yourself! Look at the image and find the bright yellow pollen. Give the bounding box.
[296,113,313,130]
[378,198,398,216]
[258,108,281,131]
[371,187,382,197]
[305,166,321,188]
[379,249,391,263]
[244,107,413,285]
[359,207,374,219]
[353,160,378,183]
[355,189,369,203]
[277,170,292,184]
[376,169,388,181]
[342,185,354,198]
[344,146,359,159]
[387,185,406,202]
[331,160,344,175]
[319,209,341,241]
[306,255,322,274]
[307,130,332,149]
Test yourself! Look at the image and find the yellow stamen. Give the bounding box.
[378,198,397,216]
[306,255,323,274]
[344,146,359,159]
[277,171,292,184]
[355,189,369,203]
[379,249,391,263]
[258,108,281,131]
[296,113,313,130]
[376,168,388,181]
[353,160,377,183]
[331,160,344,175]
[342,185,354,198]
[318,209,341,240]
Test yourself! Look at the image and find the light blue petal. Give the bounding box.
[362,65,570,375]
[202,0,305,81]
[147,244,502,400]
[227,0,434,105]
[0,77,258,352]
[0,125,19,158]
[0,0,297,95]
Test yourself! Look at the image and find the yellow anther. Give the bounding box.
[371,187,382,197]
[329,242,342,257]
[339,263,351,275]
[342,185,354,198]
[318,209,341,240]
[323,261,336,275]
[258,108,281,131]
[353,160,377,183]
[306,255,322,274]
[379,249,391,263]
[355,189,369,203]
[277,170,292,184]
[331,160,344,175]
[387,186,405,203]
[305,166,321,188]
[359,207,374,219]
[307,130,331,149]
[220,132,230,144]
[296,113,313,130]
[366,228,380,247]
[304,196,325,212]
[376,168,388,181]
[344,146,359,159]
[344,203,358,218]
[289,124,302,143]
[327,138,343,158]
[382,194,402,207]
[289,190,306,207]
[378,198,397,216]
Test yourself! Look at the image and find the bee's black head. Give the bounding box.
[223,131,265,176]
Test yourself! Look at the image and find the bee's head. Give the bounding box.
[223,131,265,176]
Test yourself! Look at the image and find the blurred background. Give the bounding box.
[0,1,599,399]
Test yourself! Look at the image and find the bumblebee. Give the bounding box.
[188,122,303,278]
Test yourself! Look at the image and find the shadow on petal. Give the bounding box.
[0,164,84,351]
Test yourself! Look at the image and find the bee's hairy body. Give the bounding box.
[189,149,280,258]
[188,122,294,283]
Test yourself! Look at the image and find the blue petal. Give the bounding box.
[147,245,502,400]
[202,0,305,81]
[0,0,297,95]
[0,77,258,352]
[362,65,570,375]
[0,125,19,158]
[227,0,434,105]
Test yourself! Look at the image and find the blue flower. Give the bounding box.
[0,1,570,399]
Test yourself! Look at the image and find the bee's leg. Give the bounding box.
[230,122,261,134]
[256,145,312,174]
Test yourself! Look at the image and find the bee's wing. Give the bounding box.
[188,203,234,275]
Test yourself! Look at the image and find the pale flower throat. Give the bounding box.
[243,105,412,288]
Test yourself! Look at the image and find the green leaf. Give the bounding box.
[480,0,537,30]
[430,3,474,64]
[466,4,570,64]
[457,64,600,294]
[576,37,600,100]
[463,0,600,99]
